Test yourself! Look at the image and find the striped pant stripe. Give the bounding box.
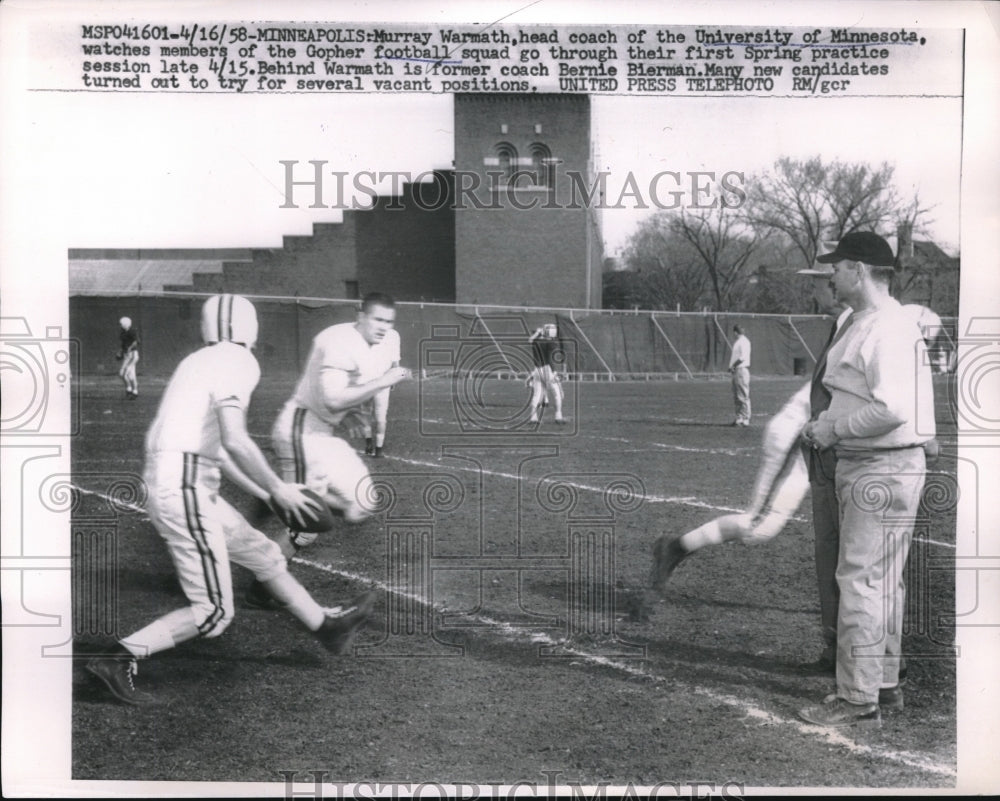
[292,407,308,485]
[181,453,226,636]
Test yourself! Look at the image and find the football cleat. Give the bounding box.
[314,590,377,654]
[86,652,155,705]
[650,532,691,593]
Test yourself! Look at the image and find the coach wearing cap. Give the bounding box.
[797,231,935,729]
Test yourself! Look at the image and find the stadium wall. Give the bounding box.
[71,294,955,380]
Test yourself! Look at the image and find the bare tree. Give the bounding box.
[615,212,709,310]
[668,205,762,311]
[746,157,901,268]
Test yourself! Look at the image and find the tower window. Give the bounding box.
[529,142,555,188]
[495,141,518,182]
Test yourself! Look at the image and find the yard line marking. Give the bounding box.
[72,484,147,514]
[294,554,957,779]
[409,422,752,457]
[387,454,745,514]
[65,480,958,550]
[598,435,748,457]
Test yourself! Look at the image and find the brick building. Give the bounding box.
[70,94,605,310]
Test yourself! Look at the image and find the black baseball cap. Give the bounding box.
[816,231,896,267]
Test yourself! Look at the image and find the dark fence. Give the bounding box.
[71,293,957,379]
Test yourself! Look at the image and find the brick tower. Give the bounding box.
[453,94,603,309]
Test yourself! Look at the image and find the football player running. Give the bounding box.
[86,295,376,705]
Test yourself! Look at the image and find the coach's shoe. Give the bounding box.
[244,578,287,611]
[86,650,154,705]
[315,590,377,655]
[650,532,691,593]
[798,695,881,730]
[878,685,904,711]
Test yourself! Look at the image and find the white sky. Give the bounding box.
[594,95,963,256]
[22,89,961,260]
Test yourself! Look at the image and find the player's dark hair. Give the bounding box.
[733,324,744,335]
[361,292,396,312]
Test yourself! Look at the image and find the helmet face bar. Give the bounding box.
[200,294,259,349]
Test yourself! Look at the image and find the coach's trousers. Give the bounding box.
[833,447,925,704]
[807,445,841,649]
[731,366,751,424]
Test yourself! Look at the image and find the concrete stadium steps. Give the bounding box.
[69,250,253,295]
[163,219,359,297]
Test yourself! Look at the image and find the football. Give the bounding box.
[271,488,335,533]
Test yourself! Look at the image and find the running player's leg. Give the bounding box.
[221,497,329,629]
[115,480,236,665]
[371,388,390,455]
[269,404,318,556]
[128,351,139,395]
[528,368,545,422]
[312,436,376,522]
[545,366,565,422]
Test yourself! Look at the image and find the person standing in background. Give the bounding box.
[116,316,140,399]
[729,324,751,426]
[527,322,566,424]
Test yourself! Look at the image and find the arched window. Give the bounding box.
[529,142,554,188]
[495,142,518,182]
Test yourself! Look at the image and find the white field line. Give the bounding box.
[388,454,746,515]
[414,419,751,457]
[295,554,957,780]
[70,456,956,554]
[68,482,957,775]
[598,434,749,457]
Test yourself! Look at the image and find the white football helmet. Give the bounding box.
[201,294,258,348]
[119,316,132,330]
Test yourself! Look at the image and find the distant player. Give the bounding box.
[527,322,565,424]
[116,316,140,399]
[255,292,411,587]
[729,324,751,426]
[360,325,401,458]
[85,294,376,705]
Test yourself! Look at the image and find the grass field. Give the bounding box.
[70,371,959,790]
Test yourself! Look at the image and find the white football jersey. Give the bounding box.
[145,341,260,459]
[290,322,387,427]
